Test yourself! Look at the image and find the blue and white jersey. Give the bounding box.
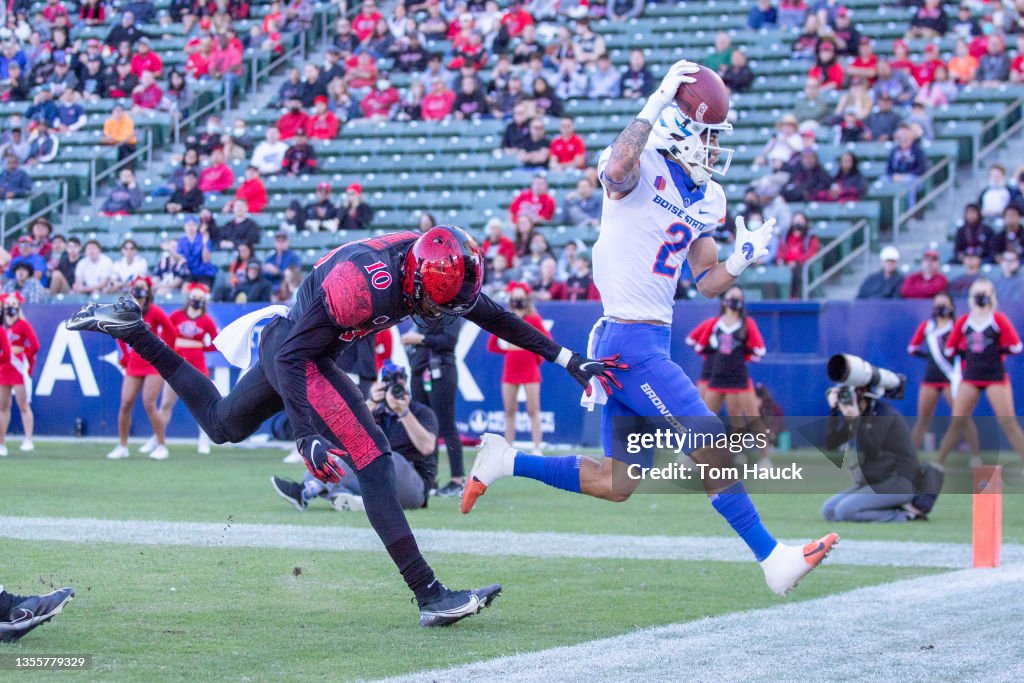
[594,144,727,324]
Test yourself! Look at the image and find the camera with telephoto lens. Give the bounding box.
[382,367,407,401]
[827,354,906,400]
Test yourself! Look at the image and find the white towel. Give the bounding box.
[213,304,290,369]
[11,354,31,404]
[580,317,611,412]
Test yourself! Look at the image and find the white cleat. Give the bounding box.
[139,435,158,454]
[0,444,8,457]
[282,448,303,464]
[19,440,34,452]
[761,533,840,596]
[331,492,365,512]
[197,432,211,455]
[460,433,517,514]
[107,445,130,460]
[149,445,169,461]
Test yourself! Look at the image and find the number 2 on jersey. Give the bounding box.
[652,222,693,277]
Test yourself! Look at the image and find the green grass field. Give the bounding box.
[0,442,1015,681]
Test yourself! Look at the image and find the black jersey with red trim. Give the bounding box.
[694,316,766,390]
[908,319,954,384]
[945,312,1023,382]
[278,230,563,442]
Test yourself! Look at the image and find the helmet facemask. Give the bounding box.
[651,106,734,186]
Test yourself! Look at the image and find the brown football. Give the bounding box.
[674,65,731,125]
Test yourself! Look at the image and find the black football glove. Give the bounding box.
[299,436,347,484]
[565,352,628,396]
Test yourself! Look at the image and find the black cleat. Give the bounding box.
[418,583,501,627]
[65,297,145,339]
[434,480,465,498]
[270,476,307,511]
[0,587,74,643]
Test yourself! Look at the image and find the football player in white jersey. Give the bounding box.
[463,60,838,597]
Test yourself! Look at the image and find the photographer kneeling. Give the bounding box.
[821,382,926,524]
[271,362,439,512]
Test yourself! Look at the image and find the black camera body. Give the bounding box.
[382,368,407,401]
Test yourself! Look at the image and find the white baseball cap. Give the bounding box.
[880,246,900,262]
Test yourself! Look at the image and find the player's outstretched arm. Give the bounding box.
[689,216,777,298]
[601,60,699,198]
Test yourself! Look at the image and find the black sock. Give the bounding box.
[355,455,439,602]
[124,328,184,377]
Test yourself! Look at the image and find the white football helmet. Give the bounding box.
[649,103,734,186]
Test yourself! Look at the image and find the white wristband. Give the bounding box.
[555,347,573,367]
[725,252,748,278]
[637,97,665,126]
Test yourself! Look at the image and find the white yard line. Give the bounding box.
[382,565,1024,683]
[1,515,1021,569]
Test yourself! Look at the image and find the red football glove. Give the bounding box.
[566,352,628,396]
[299,437,347,484]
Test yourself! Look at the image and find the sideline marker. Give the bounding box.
[972,465,1002,568]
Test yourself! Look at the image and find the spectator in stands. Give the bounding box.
[394,34,429,74]
[360,78,399,120]
[165,171,203,214]
[513,214,538,256]
[304,181,340,231]
[947,38,979,84]
[552,252,600,301]
[194,115,223,158]
[131,70,163,111]
[777,212,819,277]
[251,127,288,175]
[101,168,142,215]
[993,204,1024,256]
[952,3,981,40]
[297,64,326,107]
[482,218,516,269]
[510,175,556,225]
[53,88,85,133]
[80,0,106,26]
[748,0,778,29]
[707,32,734,73]
[223,120,254,161]
[502,102,531,154]
[778,0,808,30]
[130,36,162,78]
[910,101,937,140]
[862,92,902,142]
[873,60,917,105]
[917,64,957,107]
[353,0,383,42]
[73,239,113,294]
[417,212,436,233]
[25,120,58,165]
[900,246,948,298]
[176,215,216,288]
[831,7,862,58]
[883,124,928,202]
[304,95,339,138]
[949,247,984,296]
[262,232,301,292]
[621,49,653,99]
[6,236,45,283]
[517,117,550,169]
[561,178,602,228]
[227,165,267,215]
[209,33,243,86]
[4,260,46,302]
[548,117,586,171]
[834,75,874,119]
[978,164,1012,220]
[215,200,260,250]
[857,245,904,299]
[282,129,316,175]
[846,38,879,85]
[573,18,606,66]
[198,148,235,193]
[345,50,379,91]
[0,154,30,198]
[162,70,194,121]
[273,68,302,108]
[0,129,29,165]
[340,183,374,231]
[792,13,824,60]
[530,77,562,117]
[913,44,944,87]
[394,78,425,121]
[1012,34,1024,84]
[553,54,588,100]
[108,238,149,293]
[0,61,29,102]
[229,259,272,303]
[782,149,831,202]
[100,104,136,161]
[277,96,310,140]
[994,249,1024,300]
[954,203,995,263]
[453,76,489,120]
[908,0,948,39]
[722,49,755,93]
[588,53,621,98]
[48,235,79,294]
[529,255,560,300]
[979,35,1011,86]
[482,252,513,300]
[808,38,845,90]
[818,151,868,202]
[421,77,455,121]
[793,78,831,125]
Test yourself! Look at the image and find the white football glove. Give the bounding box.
[638,59,700,124]
[725,215,776,277]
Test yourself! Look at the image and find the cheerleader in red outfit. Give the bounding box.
[150,283,219,455]
[937,279,1024,466]
[692,286,771,466]
[686,317,717,404]
[108,277,176,461]
[907,291,979,455]
[487,282,551,454]
[0,294,38,455]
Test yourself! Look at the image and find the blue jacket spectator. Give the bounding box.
[885,127,928,178]
[262,232,302,289]
[24,92,58,126]
[26,123,59,165]
[0,155,32,198]
[748,0,778,29]
[100,168,144,214]
[0,44,27,80]
[176,216,218,283]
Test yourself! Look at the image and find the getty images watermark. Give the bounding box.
[623,428,804,482]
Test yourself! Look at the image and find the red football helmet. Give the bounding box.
[402,225,484,320]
